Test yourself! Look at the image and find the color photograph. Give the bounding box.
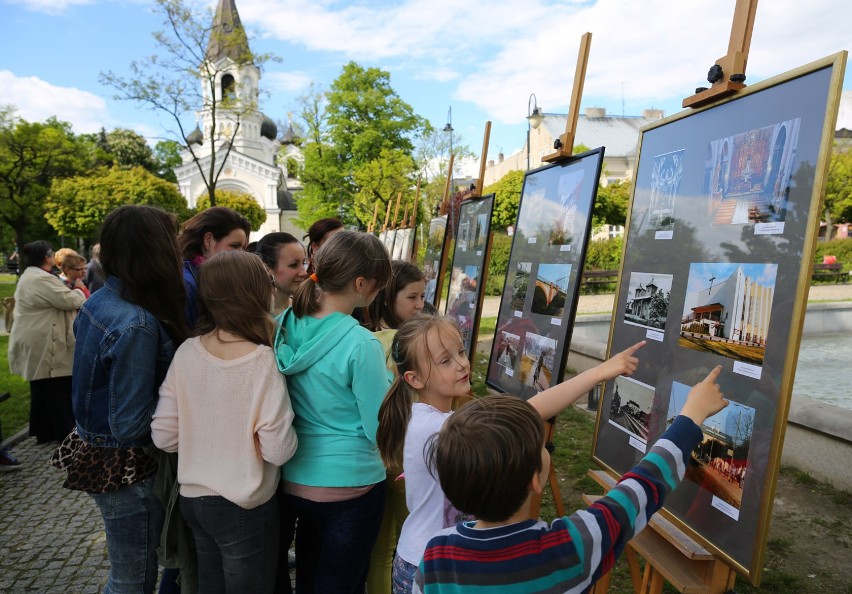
[495,331,521,376]
[623,272,673,331]
[446,264,480,349]
[704,119,801,225]
[530,263,572,318]
[509,261,532,312]
[669,382,756,510]
[679,263,777,365]
[645,149,685,233]
[518,332,557,391]
[608,375,654,441]
[553,169,586,245]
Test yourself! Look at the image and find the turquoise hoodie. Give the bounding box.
[275,308,392,487]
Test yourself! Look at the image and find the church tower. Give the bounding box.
[175,0,295,239]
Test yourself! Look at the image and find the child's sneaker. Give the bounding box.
[0,449,22,472]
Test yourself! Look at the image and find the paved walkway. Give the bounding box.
[1,284,850,592]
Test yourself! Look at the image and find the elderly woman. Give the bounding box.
[60,253,90,298]
[8,240,85,443]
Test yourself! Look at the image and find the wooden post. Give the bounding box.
[543,32,592,163]
[382,200,393,232]
[682,0,758,108]
[400,205,409,229]
[410,178,421,227]
[392,192,402,227]
[473,121,492,198]
[369,201,380,233]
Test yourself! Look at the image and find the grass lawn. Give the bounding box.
[0,335,29,441]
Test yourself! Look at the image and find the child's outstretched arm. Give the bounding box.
[564,366,726,590]
[528,341,646,421]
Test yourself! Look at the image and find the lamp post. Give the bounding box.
[443,106,454,233]
[526,94,544,170]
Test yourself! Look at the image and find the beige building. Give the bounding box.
[484,107,664,186]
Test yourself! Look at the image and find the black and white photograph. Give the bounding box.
[518,332,557,391]
[509,261,532,312]
[623,272,673,331]
[645,149,685,233]
[607,375,654,442]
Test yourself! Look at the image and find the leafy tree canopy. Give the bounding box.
[195,190,266,231]
[593,179,630,228]
[483,169,524,231]
[824,143,852,234]
[0,109,88,250]
[46,166,188,240]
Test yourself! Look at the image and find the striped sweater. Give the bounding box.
[413,415,701,593]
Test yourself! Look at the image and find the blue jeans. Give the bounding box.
[287,482,386,594]
[180,495,279,594]
[90,476,165,594]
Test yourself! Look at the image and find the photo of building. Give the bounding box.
[607,375,654,442]
[624,272,673,330]
[680,263,777,365]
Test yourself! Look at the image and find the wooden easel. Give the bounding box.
[587,2,758,591]
[585,471,736,594]
[432,154,456,311]
[527,33,593,520]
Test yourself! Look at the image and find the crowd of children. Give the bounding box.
[35,205,727,594]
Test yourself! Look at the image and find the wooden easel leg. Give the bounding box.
[544,419,565,516]
[626,547,643,591]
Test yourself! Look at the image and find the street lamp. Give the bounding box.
[526,94,544,170]
[443,106,454,232]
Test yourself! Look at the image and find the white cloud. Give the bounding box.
[265,70,314,92]
[0,70,110,133]
[236,0,847,129]
[4,0,93,15]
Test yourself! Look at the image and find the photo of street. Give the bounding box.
[607,375,654,441]
[518,332,557,391]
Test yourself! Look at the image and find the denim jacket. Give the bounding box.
[72,276,177,448]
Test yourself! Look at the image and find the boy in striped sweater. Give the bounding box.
[414,366,726,593]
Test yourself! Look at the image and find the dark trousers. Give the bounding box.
[29,376,74,443]
[180,495,279,594]
[286,482,386,594]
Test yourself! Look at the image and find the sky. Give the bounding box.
[1,0,850,177]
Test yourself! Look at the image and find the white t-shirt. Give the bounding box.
[396,403,467,566]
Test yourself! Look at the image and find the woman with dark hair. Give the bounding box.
[51,205,189,593]
[8,240,85,443]
[179,206,251,328]
[303,217,343,274]
[255,232,307,315]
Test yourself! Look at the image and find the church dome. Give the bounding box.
[281,123,298,145]
[260,114,278,140]
[187,125,203,146]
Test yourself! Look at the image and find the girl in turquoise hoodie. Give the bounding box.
[275,230,393,593]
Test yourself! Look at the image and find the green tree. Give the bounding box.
[823,144,852,238]
[46,167,188,241]
[153,139,184,182]
[297,63,427,228]
[195,190,266,231]
[483,169,524,231]
[0,109,86,251]
[593,179,630,228]
[101,0,271,206]
[353,148,417,226]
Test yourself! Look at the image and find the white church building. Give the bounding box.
[173,0,301,239]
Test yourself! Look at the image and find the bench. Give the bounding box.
[812,262,848,283]
[582,269,619,286]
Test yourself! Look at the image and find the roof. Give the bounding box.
[206,0,251,63]
[541,112,663,158]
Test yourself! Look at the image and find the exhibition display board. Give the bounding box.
[444,195,495,361]
[590,53,846,582]
[486,148,605,399]
[423,215,449,308]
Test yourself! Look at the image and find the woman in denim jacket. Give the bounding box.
[52,205,188,593]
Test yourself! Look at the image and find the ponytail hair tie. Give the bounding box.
[310,273,319,283]
[391,336,402,364]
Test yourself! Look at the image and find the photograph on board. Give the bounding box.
[704,118,800,225]
[624,272,673,331]
[495,330,521,378]
[530,263,572,318]
[446,264,481,348]
[669,382,756,511]
[679,263,777,365]
[644,149,685,234]
[509,261,532,312]
[518,332,557,391]
[608,375,654,442]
